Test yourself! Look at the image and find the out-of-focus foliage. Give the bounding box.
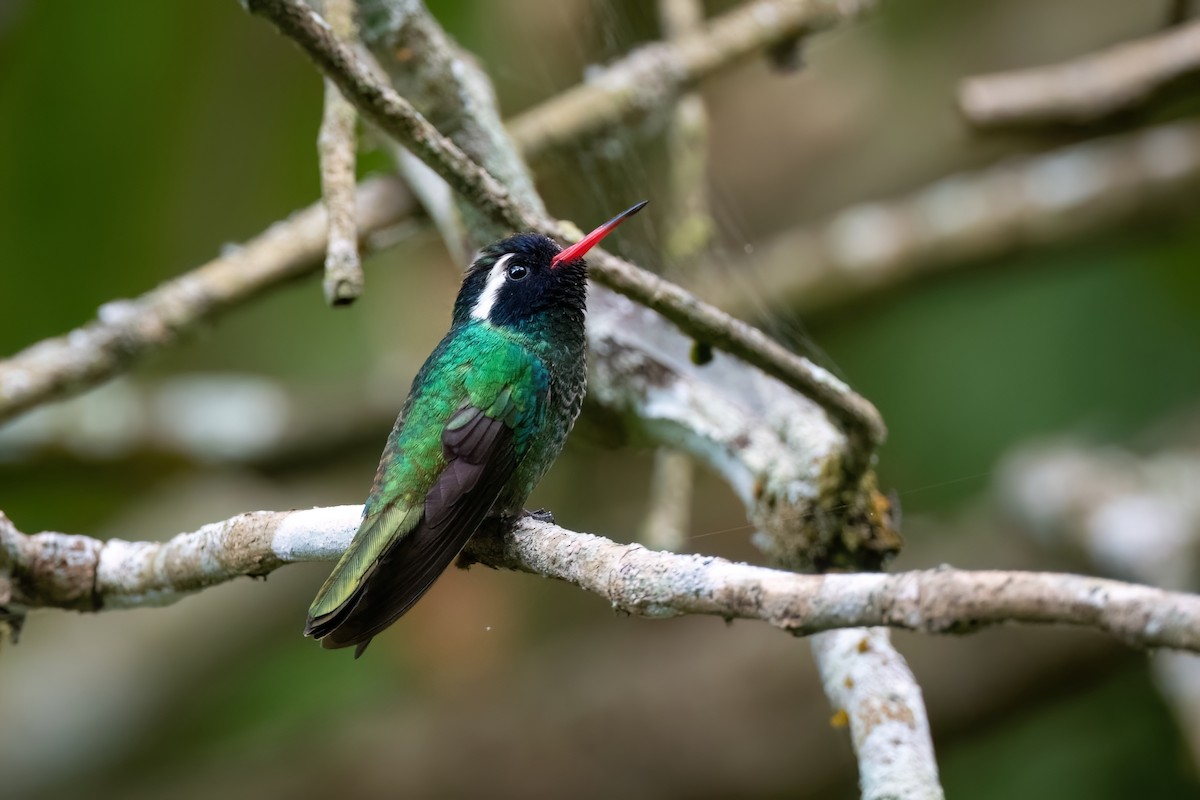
[1,0,1198,797]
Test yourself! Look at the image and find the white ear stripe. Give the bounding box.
[471,253,513,321]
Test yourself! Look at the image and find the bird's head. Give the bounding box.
[453,201,647,331]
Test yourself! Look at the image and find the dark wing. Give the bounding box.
[305,403,517,657]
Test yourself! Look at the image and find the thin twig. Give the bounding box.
[0,178,412,426]
[317,0,365,304]
[245,0,886,449]
[630,0,709,555]
[245,0,525,228]
[657,0,715,264]
[358,0,546,249]
[2,508,1199,651]
[704,120,1200,315]
[510,0,879,160]
[959,19,1200,129]
[589,248,887,449]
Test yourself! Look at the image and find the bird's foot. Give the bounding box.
[523,508,556,524]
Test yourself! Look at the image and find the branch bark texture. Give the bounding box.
[706,120,1200,315]
[813,628,944,800]
[959,19,1200,129]
[3,508,1200,653]
[999,442,1200,765]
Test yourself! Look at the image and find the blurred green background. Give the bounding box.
[2,0,1199,797]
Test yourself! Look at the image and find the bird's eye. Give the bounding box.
[506,262,529,281]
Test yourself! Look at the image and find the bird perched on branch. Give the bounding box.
[305,202,647,657]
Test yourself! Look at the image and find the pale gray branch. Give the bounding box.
[959,19,1200,128]
[657,0,715,264]
[3,508,1200,651]
[813,629,944,800]
[704,121,1200,315]
[639,449,694,551]
[510,0,878,160]
[0,177,412,426]
[999,441,1200,766]
[359,0,546,249]
[317,0,365,304]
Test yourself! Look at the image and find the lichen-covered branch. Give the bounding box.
[959,19,1200,129]
[317,0,365,304]
[813,629,944,800]
[244,0,886,452]
[637,6,936,791]
[0,177,412,426]
[3,508,1200,651]
[704,121,1200,315]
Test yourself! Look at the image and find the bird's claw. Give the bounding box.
[523,508,556,524]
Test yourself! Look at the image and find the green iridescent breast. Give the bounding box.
[366,321,551,515]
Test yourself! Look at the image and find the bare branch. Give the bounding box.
[357,0,546,249]
[317,0,365,305]
[813,629,944,800]
[658,0,715,264]
[510,0,879,160]
[0,177,412,426]
[244,0,886,451]
[3,508,1200,651]
[999,441,1200,766]
[594,247,889,449]
[705,120,1200,315]
[245,0,526,228]
[959,19,1200,129]
[998,443,1200,588]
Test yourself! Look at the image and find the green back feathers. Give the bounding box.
[370,324,547,502]
[305,321,549,637]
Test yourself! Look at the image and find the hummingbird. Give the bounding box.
[305,201,647,656]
